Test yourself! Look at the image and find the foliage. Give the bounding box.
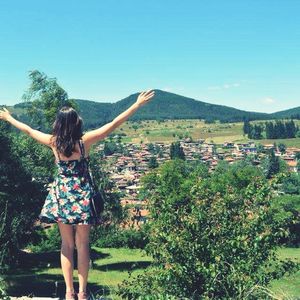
[260,149,281,179]
[244,119,298,140]
[148,156,159,169]
[147,143,163,156]
[170,141,185,160]
[0,123,45,272]
[278,143,286,154]
[265,120,298,139]
[117,159,299,299]
[88,147,126,227]
[25,225,61,252]
[270,195,300,246]
[281,172,300,195]
[22,70,78,130]
[248,124,263,139]
[0,277,10,300]
[90,223,150,249]
[10,132,55,184]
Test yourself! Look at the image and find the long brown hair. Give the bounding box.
[50,106,83,157]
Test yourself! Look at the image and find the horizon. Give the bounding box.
[6,88,299,115]
[0,1,299,113]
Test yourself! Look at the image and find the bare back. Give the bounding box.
[50,137,91,163]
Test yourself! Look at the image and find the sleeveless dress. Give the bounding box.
[38,139,101,225]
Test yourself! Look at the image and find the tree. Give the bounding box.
[243,119,251,135]
[281,173,300,195]
[265,121,274,139]
[248,124,263,139]
[22,70,78,131]
[88,147,125,227]
[103,141,119,155]
[286,120,297,138]
[278,143,286,155]
[0,123,44,272]
[260,149,280,179]
[117,160,297,299]
[148,156,159,169]
[271,194,300,246]
[170,141,185,160]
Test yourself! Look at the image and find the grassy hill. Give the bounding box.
[6,89,299,130]
[101,89,270,122]
[270,106,300,119]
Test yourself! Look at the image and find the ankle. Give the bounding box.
[66,288,75,292]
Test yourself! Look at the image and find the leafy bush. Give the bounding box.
[117,159,299,299]
[91,224,150,249]
[270,194,300,246]
[26,225,61,252]
[281,172,300,194]
[0,276,10,300]
[0,123,45,272]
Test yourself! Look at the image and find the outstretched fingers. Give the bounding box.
[144,90,155,100]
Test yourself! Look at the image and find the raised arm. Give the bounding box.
[0,107,53,146]
[82,89,155,147]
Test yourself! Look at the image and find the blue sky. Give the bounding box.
[0,0,299,113]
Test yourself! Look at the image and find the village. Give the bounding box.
[96,138,300,229]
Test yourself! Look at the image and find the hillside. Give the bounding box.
[110,89,270,122]
[7,89,297,129]
[270,106,300,119]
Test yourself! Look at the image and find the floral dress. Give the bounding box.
[38,139,101,225]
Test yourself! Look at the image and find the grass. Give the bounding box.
[3,247,153,299]
[3,246,300,299]
[269,247,300,298]
[114,119,300,147]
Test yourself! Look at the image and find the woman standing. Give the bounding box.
[0,89,155,300]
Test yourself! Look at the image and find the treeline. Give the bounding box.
[12,88,275,126]
[243,119,299,139]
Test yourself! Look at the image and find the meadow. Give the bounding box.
[3,246,300,299]
[117,119,300,147]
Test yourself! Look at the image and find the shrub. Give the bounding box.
[26,225,61,252]
[117,160,299,299]
[91,224,150,249]
[0,124,46,272]
[270,194,300,246]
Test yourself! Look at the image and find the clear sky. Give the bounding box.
[0,0,299,113]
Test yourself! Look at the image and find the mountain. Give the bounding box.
[109,89,270,122]
[269,106,300,119]
[8,89,298,129]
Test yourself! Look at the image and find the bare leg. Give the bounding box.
[75,224,91,292]
[58,222,75,293]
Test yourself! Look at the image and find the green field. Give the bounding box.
[3,247,152,299]
[3,246,300,299]
[269,247,300,299]
[116,119,300,147]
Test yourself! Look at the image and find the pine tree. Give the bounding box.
[170,141,185,160]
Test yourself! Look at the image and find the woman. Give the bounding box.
[0,89,155,300]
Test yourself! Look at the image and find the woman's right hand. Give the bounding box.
[0,107,11,121]
[136,90,155,107]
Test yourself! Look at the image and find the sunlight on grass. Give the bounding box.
[269,247,300,298]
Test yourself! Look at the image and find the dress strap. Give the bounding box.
[57,150,61,161]
[78,138,85,160]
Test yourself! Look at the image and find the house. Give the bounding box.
[286,160,298,173]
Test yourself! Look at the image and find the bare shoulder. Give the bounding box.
[81,131,97,153]
[81,121,117,147]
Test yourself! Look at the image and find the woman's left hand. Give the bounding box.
[0,107,11,121]
[136,90,155,107]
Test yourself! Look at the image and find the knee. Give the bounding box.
[61,241,75,252]
[75,238,90,250]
